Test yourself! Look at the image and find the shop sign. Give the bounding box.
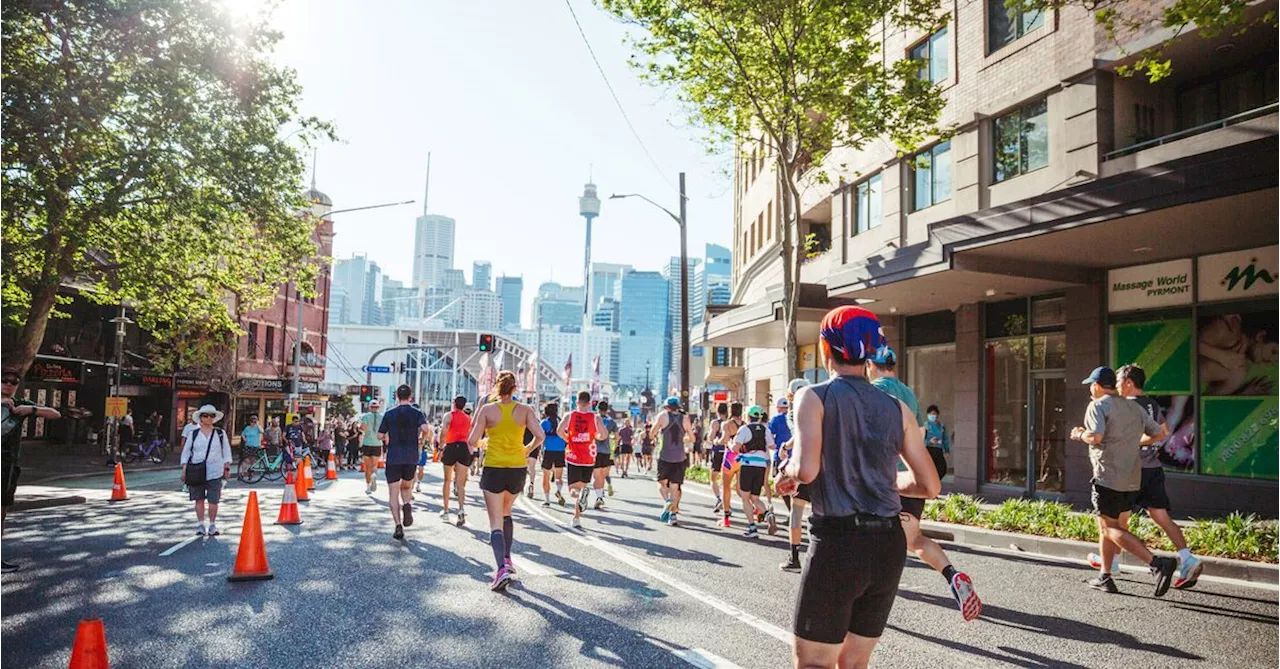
[1197,245,1278,303]
[1200,396,1278,480]
[121,371,174,388]
[105,397,129,418]
[797,344,818,371]
[1111,319,1193,395]
[1107,259,1193,313]
[26,359,81,384]
[175,376,211,390]
[238,378,319,394]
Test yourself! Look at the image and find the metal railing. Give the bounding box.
[1103,102,1278,161]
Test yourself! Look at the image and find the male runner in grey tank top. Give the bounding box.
[775,306,940,669]
[649,396,692,527]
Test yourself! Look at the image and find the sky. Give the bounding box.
[266,0,734,327]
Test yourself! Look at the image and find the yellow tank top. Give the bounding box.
[485,401,525,468]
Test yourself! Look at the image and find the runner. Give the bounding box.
[718,402,745,528]
[523,413,541,499]
[867,347,982,621]
[778,378,810,572]
[557,391,604,529]
[540,402,567,507]
[469,407,484,478]
[732,406,777,537]
[649,397,692,526]
[378,385,431,540]
[467,371,545,591]
[1092,364,1203,587]
[2,368,61,573]
[775,306,941,668]
[639,422,655,473]
[358,399,384,494]
[1071,366,1179,596]
[593,401,615,508]
[616,418,635,477]
[708,403,727,513]
[438,396,474,526]
[690,415,705,468]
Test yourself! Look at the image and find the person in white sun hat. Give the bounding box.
[179,404,233,536]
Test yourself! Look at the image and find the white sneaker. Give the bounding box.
[195,524,206,536]
[571,516,582,529]
[1087,552,1121,572]
[439,509,451,521]
[206,523,220,536]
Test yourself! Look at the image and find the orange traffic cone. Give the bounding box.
[359,459,366,473]
[304,456,316,491]
[378,452,386,469]
[67,618,109,668]
[294,463,310,502]
[432,446,441,463]
[325,451,338,481]
[227,490,274,582]
[276,478,302,525]
[109,463,128,502]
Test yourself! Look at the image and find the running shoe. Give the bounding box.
[1150,556,1177,597]
[721,515,731,528]
[765,511,778,536]
[0,560,19,574]
[571,516,582,529]
[526,484,535,499]
[401,502,414,528]
[504,557,517,580]
[439,509,451,522]
[414,481,422,493]
[1087,573,1119,594]
[1174,555,1203,590]
[490,566,513,592]
[660,502,672,524]
[577,491,588,513]
[371,479,377,493]
[207,523,220,536]
[668,513,679,527]
[1087,552,1121,573]
[542,499,551,507]
[949,572,982,621]
[779,556,801,572]
[456,512,466,528]
[593,497,604,511]
[607,481,614,496]
[743,524,758,538]
[713,499,723,514]
[393,524,405,540]
[195,524,206,536]
[556,490,566,507]
[364,484,373,495]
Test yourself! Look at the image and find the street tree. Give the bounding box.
[1008,0,1277,81]
[601,0,947,380]
[2,0,333,377]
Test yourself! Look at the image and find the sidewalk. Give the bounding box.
[18,451,182,485]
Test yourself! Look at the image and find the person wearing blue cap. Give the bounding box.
[1070,365,1178,596]
[866,347,981,623]
[648,396,692,526]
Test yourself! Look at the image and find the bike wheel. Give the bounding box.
[152,443,169,464]
[121,447,139,464]
[237,456,258,484]
[262,458,284,482]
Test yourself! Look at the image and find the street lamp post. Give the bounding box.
[611,173,690,412]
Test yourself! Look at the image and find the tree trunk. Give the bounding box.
[778,157,801,383]
[3,280,62,377]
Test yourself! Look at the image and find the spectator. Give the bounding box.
[264,417,282,451]
[2,367,62,573]
[179,405,232,537]
[241,415,263,456]
[924,405,950,480]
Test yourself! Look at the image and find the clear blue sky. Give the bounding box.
[268,0,734,326]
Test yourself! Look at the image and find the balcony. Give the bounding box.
[1101,103,1277,177]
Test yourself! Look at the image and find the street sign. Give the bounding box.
[105,396,128,418]
[362,365,392,374]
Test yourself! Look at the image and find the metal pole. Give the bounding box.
[290,284,304,414]
[111,306,126,461]
[581,215,593,396]
[679,172,690,413]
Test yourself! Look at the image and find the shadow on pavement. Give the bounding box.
[887,624,1090,669]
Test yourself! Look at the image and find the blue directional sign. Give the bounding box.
[362,365,392,374]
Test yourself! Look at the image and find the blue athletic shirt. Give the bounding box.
[542,418,566,452]
[378,404,427,465]
[768,414,791,461]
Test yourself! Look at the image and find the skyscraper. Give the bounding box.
[472,261,492,292]
[662,256,701,385]
[618,270,669,391]
[460,290,503,331]
[413,214,455,290]
[692,243,733,358]
[533,282,586,332]
[495,276,524,328]
[330,254,385,325]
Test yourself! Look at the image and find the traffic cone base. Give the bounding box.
[276,479,303,525]
[110,463,128,502]
[228,490,274,582]
[325,451,338,481]
[295,463,310,502]
[68,618,109,668]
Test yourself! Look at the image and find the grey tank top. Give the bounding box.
[659,412,686,462]
[809,375,904,518]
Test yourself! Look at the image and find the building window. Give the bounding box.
[993,98,1049,183]
[911,141,952,212]
[854,174,883,234]
[988,0,1044,54]
[767,201,773,241]
[247,323,259,359]
[265,326,275,361]
[910,25,949,85]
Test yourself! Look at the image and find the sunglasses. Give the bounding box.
[199,413,215,419]
[1,377,19,385]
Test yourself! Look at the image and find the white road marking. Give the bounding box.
[159,535,200,556]
[510,555,555,577]
[518,497,793,644]
[674,648,747,669]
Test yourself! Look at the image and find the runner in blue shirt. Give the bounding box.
[539,403,568,507]
[768,397,792,476]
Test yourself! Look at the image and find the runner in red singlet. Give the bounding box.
[439,396,474,526]
[557,391,604,529]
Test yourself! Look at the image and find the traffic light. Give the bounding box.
[359,385,374,403]
[477,333,495,352]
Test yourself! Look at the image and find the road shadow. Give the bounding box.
[886,624,1090,669]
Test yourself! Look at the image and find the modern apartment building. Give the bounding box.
[472,261,492,292]
[618,270,670,392]
[413,213,456,291]
[663,256,702,392]
[330,254,384,326]
[696,0,1278,516]
[495,275,524,328]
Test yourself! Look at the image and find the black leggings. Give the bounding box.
[345,440,361,466]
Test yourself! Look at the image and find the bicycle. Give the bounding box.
[121,436,169,464]
[237,447,294,484]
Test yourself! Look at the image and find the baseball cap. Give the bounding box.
[1082,366,1117,388]
[819,306,887,362]
[747,405,765,419]
[665,396,681,407]
[776,397,789,407]
[788,378,810,395]
[870,347,897,365]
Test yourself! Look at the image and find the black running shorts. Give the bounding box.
[361,446,383,458]
[1092,482,1140,518]
[794,514,906,642]
[619,445,634,455]
[480,467,527,495]
[899,496,926,520]
[657,458,687,486]
[710,449,725,472]
[795,483,811,502]
[1133,467,1171,511]
[384,463,416,484]
[440,442,473,467]
[738,466,766,495]
[593,450,613,469]
[541,450,566,470]
[567,464,593,486]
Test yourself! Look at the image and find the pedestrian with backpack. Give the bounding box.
[179,404,233,536]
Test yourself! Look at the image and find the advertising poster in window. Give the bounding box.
[1198,311,1278,479]
[1112,319,1194,394]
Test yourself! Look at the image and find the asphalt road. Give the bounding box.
[2,467,1276,668]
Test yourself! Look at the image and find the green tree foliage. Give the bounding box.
[2,0,333,376]
[1008,0,1277,82]
[600,0,947,378]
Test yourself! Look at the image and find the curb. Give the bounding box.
[27,464,184,485]
[921,520,1279,586]
[10,496,87,512]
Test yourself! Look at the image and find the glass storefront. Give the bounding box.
[905,310,957,478]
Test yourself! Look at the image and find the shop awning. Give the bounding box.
[694,283,843,349]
